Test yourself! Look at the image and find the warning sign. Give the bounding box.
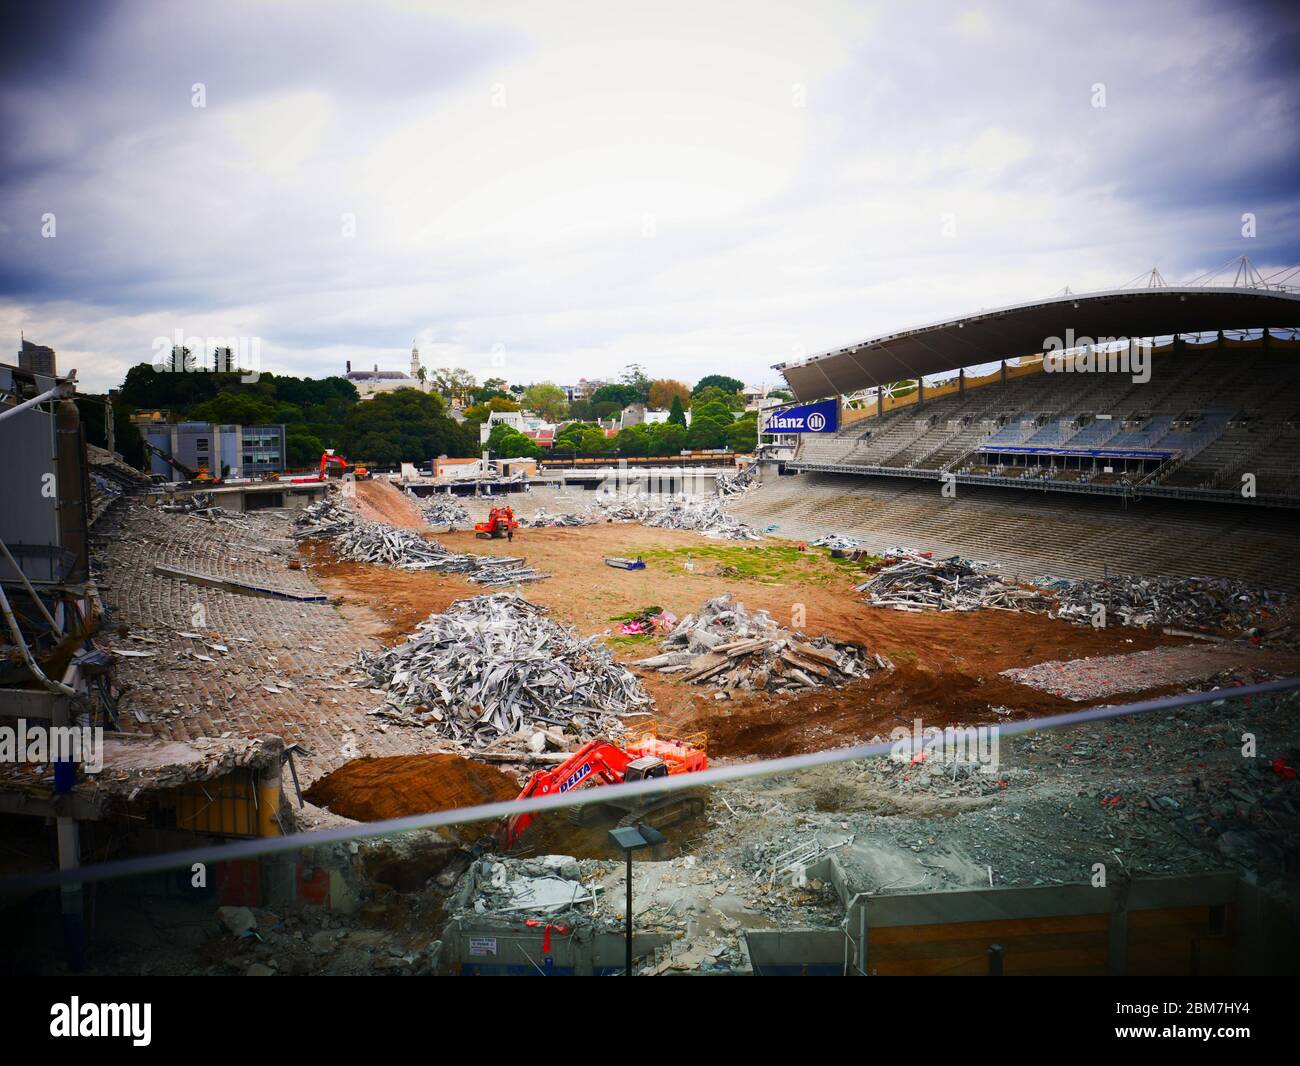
[468,937,498,957]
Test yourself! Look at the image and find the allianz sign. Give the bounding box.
[763,398,839,434]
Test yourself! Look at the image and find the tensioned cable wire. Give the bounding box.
[3,675,1298,892]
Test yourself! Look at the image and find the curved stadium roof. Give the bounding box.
[773,286,1300,402]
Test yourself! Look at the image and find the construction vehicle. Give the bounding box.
[142,440,217,482]
[497,728,708,851]
[475,505,519,540]
[319,450,371,481]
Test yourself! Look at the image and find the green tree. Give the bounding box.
[692,374,744,397]
[725,413,758,452]
[590,383,638,408]
[668,395,687,426]
[338,388,475,465]
[522,382,569,422]
[487,422,540,458]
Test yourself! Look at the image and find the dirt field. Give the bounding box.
[301,486,1258,760]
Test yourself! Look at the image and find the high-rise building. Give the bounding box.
[18,338,56,375]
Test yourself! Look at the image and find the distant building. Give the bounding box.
[479,409,557,445]
[562,378,606,403]
[620,403,673,429]
[137,420,287,478]
[345,344,428,399]
[18,338,56,376]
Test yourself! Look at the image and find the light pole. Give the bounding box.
[608,823,666,976]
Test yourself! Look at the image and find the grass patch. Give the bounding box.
[605,632,657,650]
[631,543,876,585]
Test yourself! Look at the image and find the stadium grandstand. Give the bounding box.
[769,264,1300,507]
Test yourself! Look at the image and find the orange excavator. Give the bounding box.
[497,729,708,851]
[475,505,519,540]
[319,450,371,481]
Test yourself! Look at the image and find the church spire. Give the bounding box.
[410,339,421,381]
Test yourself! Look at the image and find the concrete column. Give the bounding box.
[917,378,925,406]
[876,387,883,418]
[1000,360,1007,385]
[958,368,965,396]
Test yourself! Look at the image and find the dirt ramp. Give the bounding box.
[305,754,520,822]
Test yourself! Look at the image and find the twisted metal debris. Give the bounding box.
[522,508,594,528]
[636,593,881,691]
[592,496,761,540]
[415,495,470,527]
[294,494,547,585]
[1047,575,1287,632]
[361,592,649,746]
[857,548,1048,613]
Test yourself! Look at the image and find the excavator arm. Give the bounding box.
[498,740,638,850]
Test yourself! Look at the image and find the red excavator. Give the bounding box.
[475,505,519,540]
[319,450,371,481]
[498,729,708,850]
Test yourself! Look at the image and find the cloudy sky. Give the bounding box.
[2,0,1297,393]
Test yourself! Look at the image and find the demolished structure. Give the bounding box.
[360,592,651,747]
[636,593,881,692]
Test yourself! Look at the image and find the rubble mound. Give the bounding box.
[592,496,760,540]
[415,495,470,527]
[521,508,594,527]
[294,493,546,585]
[858,547,1048,613]
[362,592,651,747]
[637,593,880,692]
[1046,574,1287,632]
[304,753,520,821]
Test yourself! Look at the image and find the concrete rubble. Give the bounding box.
[359,592,651,747]
[636,592,883,692]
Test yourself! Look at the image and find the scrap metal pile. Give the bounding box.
[293,495,546,585]
[592,496,760,540]
[1046,575,1287,632]
[415,495,470,527]
[360,592,649,746]
[522,508,594,528]
[635,593,880,692]
[857,548,1047,613]
[716,466,758,498]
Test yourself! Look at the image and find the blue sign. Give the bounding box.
[763,398,839,434]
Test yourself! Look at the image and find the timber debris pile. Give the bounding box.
[360,592,650,746]
[857,548,1047,613]
[635,593,881,692]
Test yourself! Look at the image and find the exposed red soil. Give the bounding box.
[304,753,520,822]
[352,479,425,527]
[294,521,1274,761]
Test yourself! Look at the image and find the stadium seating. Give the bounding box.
[787,346,1300,501]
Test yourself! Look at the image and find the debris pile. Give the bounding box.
[416,496,470,527]
[857,549,1047,613]
[636,593,879,692]
[810,533,864,550]
[522,508,594,528]
[1048,575,1286,632]
[716,466,758,498]
[295,496,546,585]
[293,495,356,538]
[361,592,650,746]
[593,497,760,540]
